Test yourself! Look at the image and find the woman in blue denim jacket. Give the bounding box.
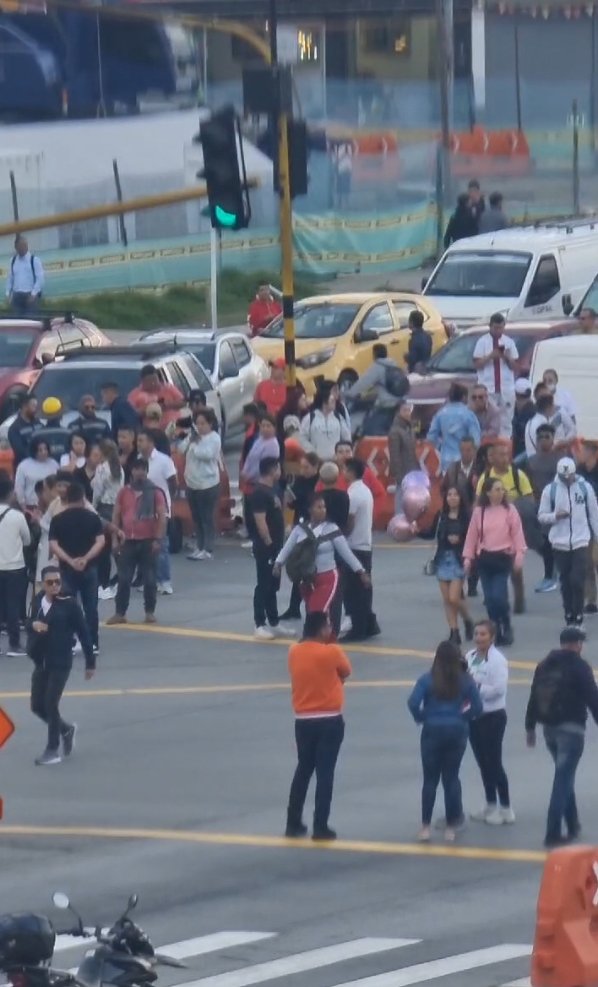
[408,640,482,843]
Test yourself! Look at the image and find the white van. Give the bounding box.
[422,220,598,331]
[530,335,598,440]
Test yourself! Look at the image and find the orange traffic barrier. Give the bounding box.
[354,436,442,533]
[531,845,598,987]
[450,127,532,178]
[0,446,14,480]
[171,450,234,542]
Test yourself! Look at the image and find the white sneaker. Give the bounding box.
[158,582,174,595]
[271,623,298,638]
[470,804,494,822]
[485,807,505,826]
[500,806,516,824]
[72,640,82,655]
[241,540,253,549]
[98,585,117,601]
[203,552,213,561]
[340,615,352,634]
[254,625,275,640]
[187,549,203,560]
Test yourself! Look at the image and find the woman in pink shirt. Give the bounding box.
[463,477,526,647]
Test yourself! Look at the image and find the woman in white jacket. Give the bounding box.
[179,408,222,560]
[299,385,351,461]
[466,619,515,826]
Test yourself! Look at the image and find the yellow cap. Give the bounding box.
[41,397,62,417]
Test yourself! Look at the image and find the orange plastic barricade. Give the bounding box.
[171,450,234,543]
[354,437,442,534]
[0,446,15,480]
[531,845,598,987]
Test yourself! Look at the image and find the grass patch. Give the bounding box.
[6,269,320,332]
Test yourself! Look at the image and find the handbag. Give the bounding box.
[478,550,512,573]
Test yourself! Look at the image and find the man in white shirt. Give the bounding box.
[5,234,45,316]
[525,392,576,457]
[0,472,31,657]
[472,313,518,439]
[137,429,177,595]
[342,457,379,642]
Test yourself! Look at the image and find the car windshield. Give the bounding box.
[261,303,360,339]
[428,330,538,373]
[33,365,140,411]
[183,342,215,372]
[0,330,36,367]
[426,252,532,298]
[579,275,598,314]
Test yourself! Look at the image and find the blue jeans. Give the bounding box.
[420,722,468,826]
[543,725,584,841]
[59,563,99,649]
[156,534,171,585]
[478,560,511,625]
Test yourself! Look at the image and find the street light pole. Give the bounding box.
[269,0,296,387]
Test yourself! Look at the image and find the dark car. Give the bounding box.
[408,319,579,435]
[0,313,111,421]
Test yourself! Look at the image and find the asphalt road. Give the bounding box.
[0,534,596,987]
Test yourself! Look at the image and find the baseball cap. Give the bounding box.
[560,626,586,644]
[515,378,532,396]
[557,457,576,478]
[271,357,286,370]
[41,396,63,417]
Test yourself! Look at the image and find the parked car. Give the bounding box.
[0,313,111,421]
[138,328,268,438]
[408,319,579,435]
[252,292,449,397]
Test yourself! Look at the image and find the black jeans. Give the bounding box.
[253,545,280,628]
[188,484,220,553]
[288,715,345,829]
[543,725,584,842]
[469,709,510,807]
[541,536,555,581]
[420,722,468,826]
[115,540,157,616]
[30,662,72,752]
[0,568,27,648]
[554,546,588,621]
[343,549,377,638]
[59,564,99,649]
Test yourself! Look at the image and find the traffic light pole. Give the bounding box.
[270,0,296,388]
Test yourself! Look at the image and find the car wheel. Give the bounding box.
[168,517,183,555]
[338,370,358,398]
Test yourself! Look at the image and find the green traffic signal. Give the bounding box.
[214,205,238,229]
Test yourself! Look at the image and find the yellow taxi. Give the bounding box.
[251,292,448,397]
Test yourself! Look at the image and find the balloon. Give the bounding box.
[387,513,415,543]
[403,485,432,522]
[401,469,431,492]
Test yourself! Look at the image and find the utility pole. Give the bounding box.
[269,0,296,387]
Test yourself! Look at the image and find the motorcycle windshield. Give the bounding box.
[76,955,103,987]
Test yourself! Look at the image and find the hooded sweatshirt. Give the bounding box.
[525,648,598,731]
[538,475,598,551]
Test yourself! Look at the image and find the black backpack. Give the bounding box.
[385,364,410,399]
[533,661,566,725]
[285,522,339,585]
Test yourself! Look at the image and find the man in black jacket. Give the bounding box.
[29,565,95,765]
[7,394,41,465]
[69,394,110,446]
[100,382,140,442]
[525,625,598,847]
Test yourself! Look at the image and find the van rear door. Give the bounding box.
[520,253,562,319]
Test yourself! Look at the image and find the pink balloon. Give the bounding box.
[387,513,415,543]
[401,469,431,492]
[403,485,432,522]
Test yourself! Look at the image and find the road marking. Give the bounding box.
[0,824,547,864]
[64,932,276,971]
[172,938,417,987]
[0,678,533,702]
[502,979,531,987]
[103,623,538,670]
[332,944,532,987]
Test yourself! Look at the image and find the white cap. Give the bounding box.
[557,457,576,478]
[515,378,532,396]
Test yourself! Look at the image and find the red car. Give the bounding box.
[0,314,111,419]
[408,318,579,435]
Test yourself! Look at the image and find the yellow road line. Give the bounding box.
[103,623,538,671]
[0,677,533,702]
[0,823,546,864]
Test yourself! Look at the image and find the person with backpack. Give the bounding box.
[274,492,368,632]
[428,383,482,473]
[5,234,45,316]
[538,457,598,629]
[463,476,527,646]
[525,625,598,847]
[299,384,350,461]
[345,343,409,436]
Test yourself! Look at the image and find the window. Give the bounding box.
[392,301,428,327]
[426,252,532,298]
[232,338,251,368]
[219,341,237,379]
[179,354,213,393]
[362,303,394,336]
[525,255,561,307]
[362,21,410,55]
[262,303,359,340]
[164,360,189,398]
[0,330,37,367]
[54,326,86,355]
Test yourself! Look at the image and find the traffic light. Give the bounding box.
[274,119,309,199]
[198,106,251,231]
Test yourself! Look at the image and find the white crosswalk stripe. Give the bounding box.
[51,929,533,987]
